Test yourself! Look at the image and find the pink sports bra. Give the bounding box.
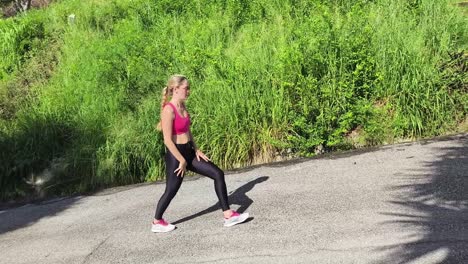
[165,102,191,135]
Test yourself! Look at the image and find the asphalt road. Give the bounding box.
[1,134,467,264]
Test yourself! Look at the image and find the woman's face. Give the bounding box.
[173,80,190,100]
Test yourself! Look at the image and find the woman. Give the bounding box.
[152,75,249,233]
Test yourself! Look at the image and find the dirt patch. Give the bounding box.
[2,0,52,18]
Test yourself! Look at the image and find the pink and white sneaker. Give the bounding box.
[151,219,176,233]
[223,211,249,227]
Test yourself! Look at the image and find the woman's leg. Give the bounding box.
[188,158,230,211]
[154,150,184,220]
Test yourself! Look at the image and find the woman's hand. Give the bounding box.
[174,159,187,177]
[195,149,210,162]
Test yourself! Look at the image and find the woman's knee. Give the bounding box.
[164,183,181,198]
[213,170,225,182]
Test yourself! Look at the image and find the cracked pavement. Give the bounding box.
[1,134,467,264]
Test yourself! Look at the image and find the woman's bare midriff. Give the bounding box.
[172,132,191,144]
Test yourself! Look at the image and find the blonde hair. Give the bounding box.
[156,75,188,131]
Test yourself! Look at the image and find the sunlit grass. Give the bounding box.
[0,0,466,200]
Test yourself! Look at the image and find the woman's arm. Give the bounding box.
[188,129,198,150]
[188,128,210,161]
[161,106,185,164]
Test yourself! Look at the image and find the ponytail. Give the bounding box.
[156,86,169,131]
[161,86,169,110]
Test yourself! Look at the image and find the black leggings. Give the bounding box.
[154,141,230,219]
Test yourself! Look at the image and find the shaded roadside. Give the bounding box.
[378,134,468,263]
[0,196,80,235]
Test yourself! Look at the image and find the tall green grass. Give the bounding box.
[0,0,466,201]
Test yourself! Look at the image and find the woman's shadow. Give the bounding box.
[172,176,269,225]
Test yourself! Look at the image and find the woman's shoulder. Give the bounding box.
[163,102,175,109]
[162,103,175,115]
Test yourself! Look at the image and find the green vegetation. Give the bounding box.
[0,0,467,201]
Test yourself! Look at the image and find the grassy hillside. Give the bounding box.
[0,0,467,201]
